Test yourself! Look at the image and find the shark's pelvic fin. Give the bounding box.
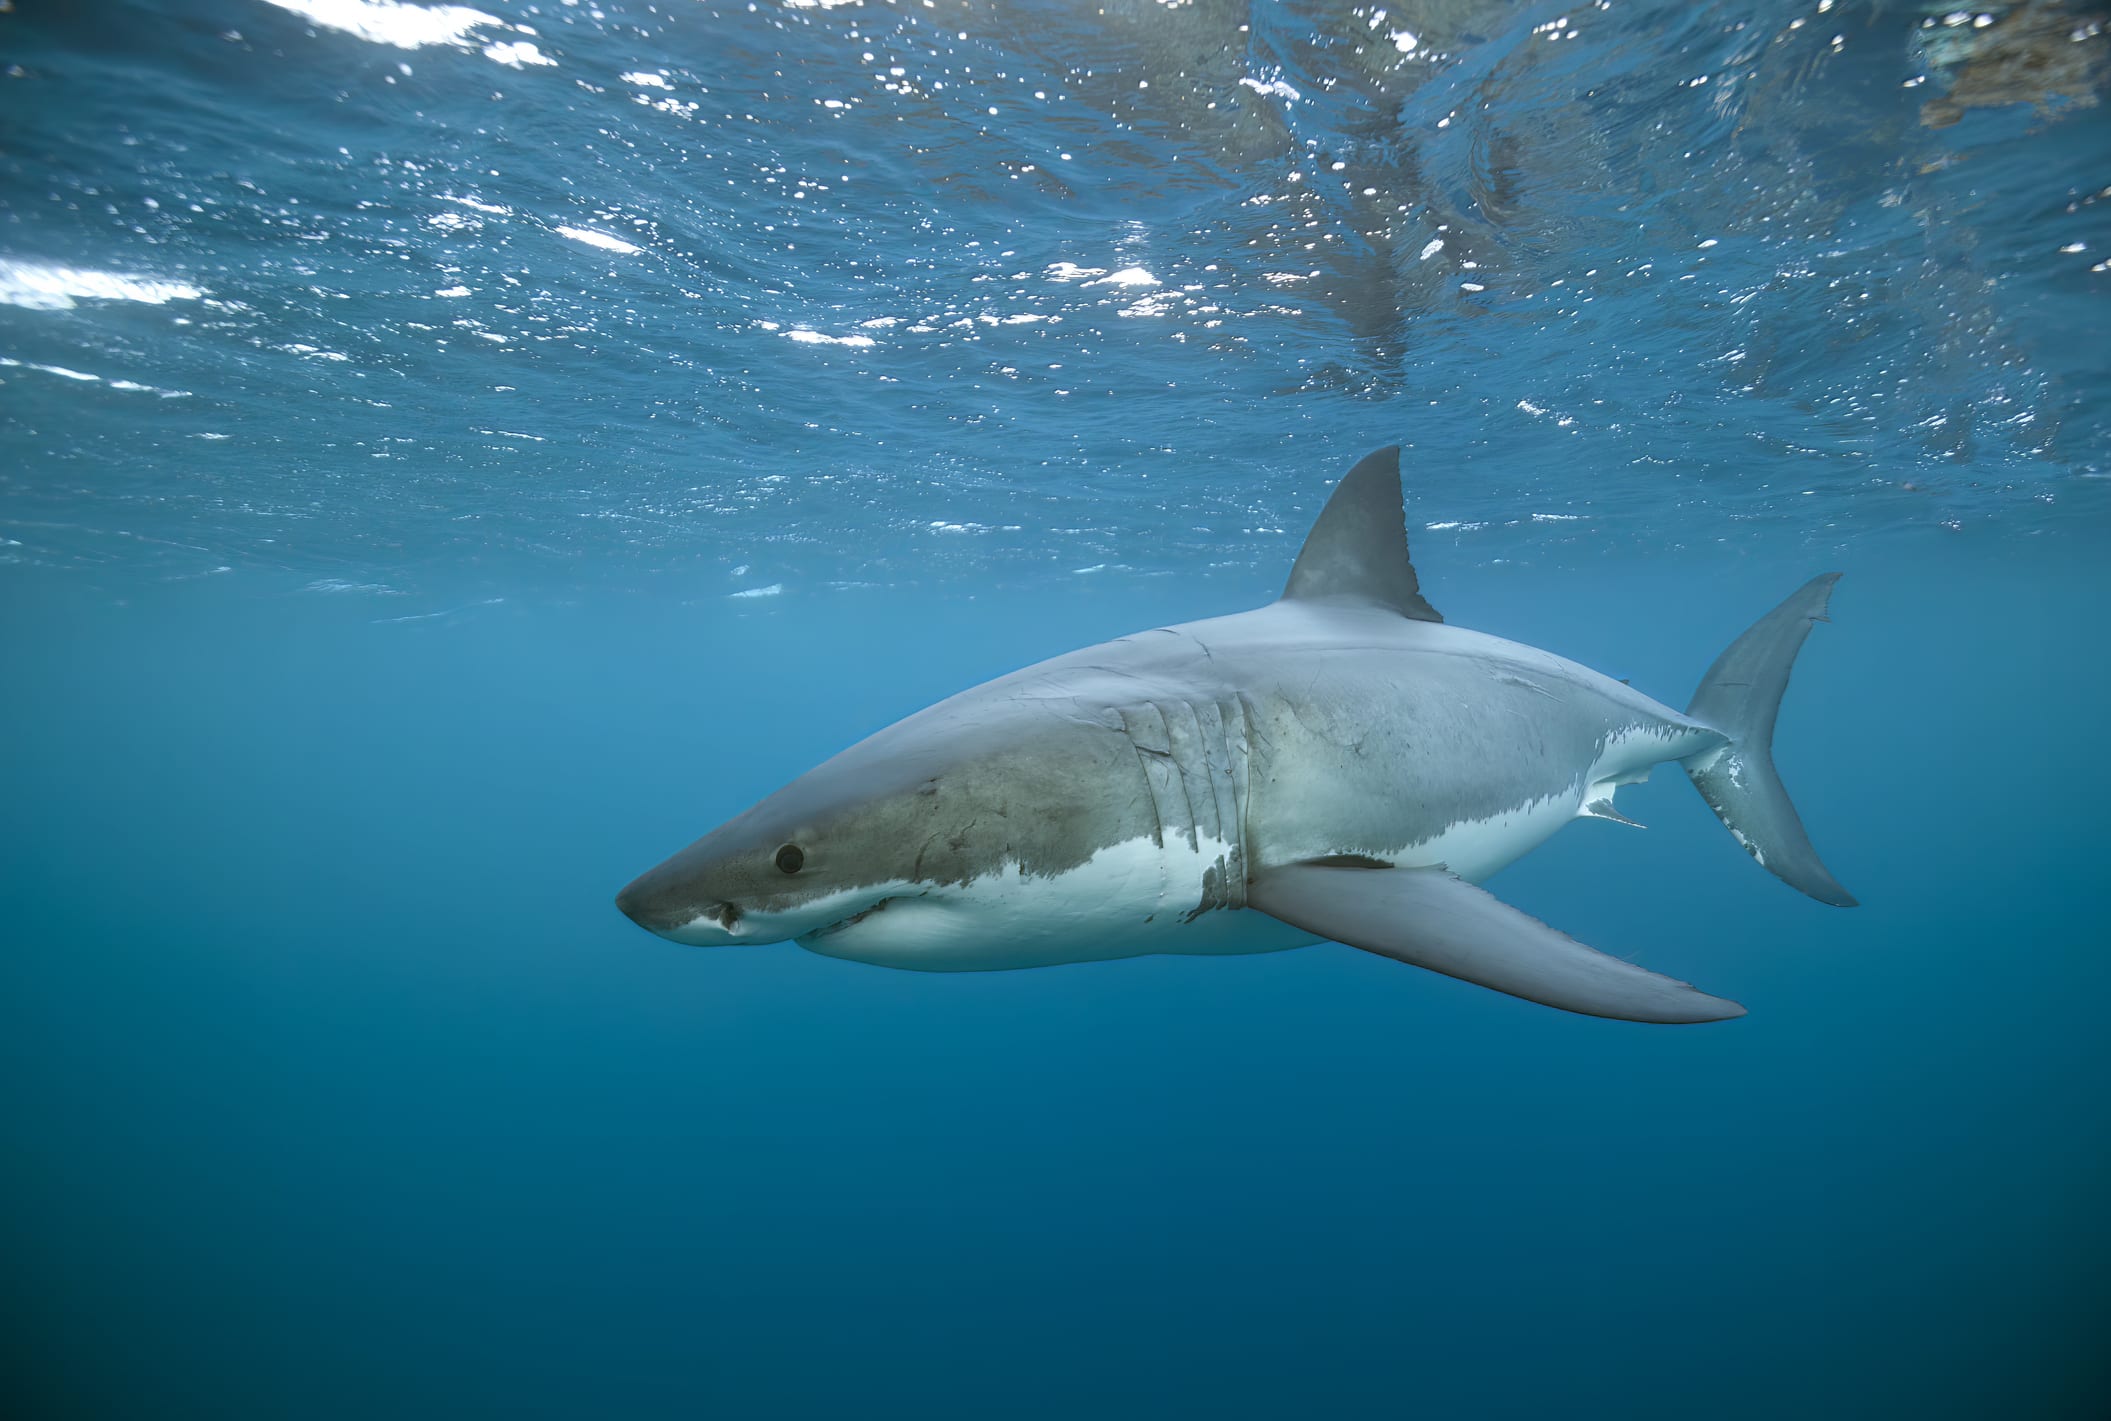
[1682,574,1857,908]
[1249,863,1747,1024]
[1280,446,1443,623]
[1579,797,1644,828]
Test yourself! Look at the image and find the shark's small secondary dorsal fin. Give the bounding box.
[1280,446,1443,623]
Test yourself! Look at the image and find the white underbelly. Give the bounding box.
[1388,725,1686,881]
[1392,788,1584,882]
[795,833,1314,972]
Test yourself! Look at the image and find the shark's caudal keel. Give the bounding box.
[616,447,1856,1022]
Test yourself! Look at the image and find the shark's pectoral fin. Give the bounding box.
[1247,863,1746,1024]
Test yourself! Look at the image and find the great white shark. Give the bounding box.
[617,448,1854,1022]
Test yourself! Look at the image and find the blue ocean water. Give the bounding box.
[4,1,2109,1416]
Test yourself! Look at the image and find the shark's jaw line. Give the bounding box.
[617,446,1854,1023]
[657,881,909,948]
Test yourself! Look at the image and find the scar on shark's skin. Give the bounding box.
[617,447,1854,1023]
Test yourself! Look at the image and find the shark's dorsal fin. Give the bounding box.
[1280,446,1443,623]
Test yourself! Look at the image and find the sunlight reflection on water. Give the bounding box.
[0,0,2104,590]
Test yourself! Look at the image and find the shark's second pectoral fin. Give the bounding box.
[1248,864,1746,1024]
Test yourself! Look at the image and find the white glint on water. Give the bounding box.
[262,1,554,67]
[304,579,404,596]
[262,0,499,50]
[481,40,553,68]
[0,356,189,396]
[0,259,203,311]
[555,226,641,254]
[2,359,96,380]
[1238,75,1301,102]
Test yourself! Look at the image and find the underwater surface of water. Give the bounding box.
[4,1,2109,1417]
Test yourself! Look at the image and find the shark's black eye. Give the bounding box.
[774,844,805,875]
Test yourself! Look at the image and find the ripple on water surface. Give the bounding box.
[0,0,2106,591]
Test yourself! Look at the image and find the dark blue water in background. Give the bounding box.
[5,2,2109,1416]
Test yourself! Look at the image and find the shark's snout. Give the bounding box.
[614,864,725,939]
[614,876,673,932]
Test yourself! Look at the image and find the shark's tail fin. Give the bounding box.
[1681,574,1857,908]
